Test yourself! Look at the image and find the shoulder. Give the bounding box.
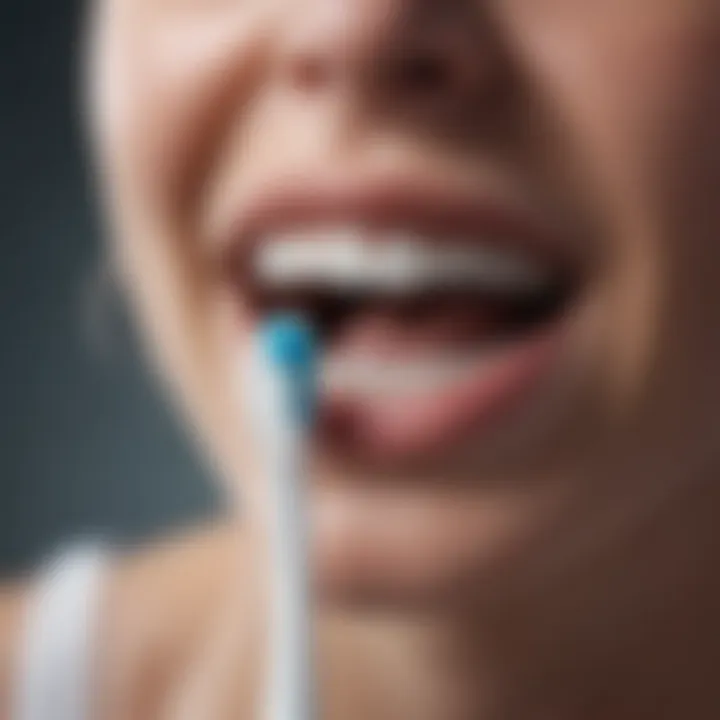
[0,581,26,715]
[99,522,266,720]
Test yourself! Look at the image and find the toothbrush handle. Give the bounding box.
[266,433,315,720]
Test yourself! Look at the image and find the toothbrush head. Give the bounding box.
[258,314,318,428]
[261,314,317,372]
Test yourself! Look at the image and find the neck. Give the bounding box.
[319,611,482,720]
[320,482,720,720]
[323,597,720,720]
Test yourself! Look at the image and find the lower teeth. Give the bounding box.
[321,350,503,397]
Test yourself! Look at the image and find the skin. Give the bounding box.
[4,0,720,718]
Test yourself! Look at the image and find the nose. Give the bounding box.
[277,0,504,119]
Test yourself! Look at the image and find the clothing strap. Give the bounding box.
[13,544,108,720]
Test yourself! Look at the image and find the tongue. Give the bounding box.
[328,300,503,356]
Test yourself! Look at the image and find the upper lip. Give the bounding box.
[219,173,582,286]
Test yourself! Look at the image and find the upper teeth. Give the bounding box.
[255,228,552,295]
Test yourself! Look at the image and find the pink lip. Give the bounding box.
[221,173,581,282]
[317,324,565,463]
[221,172,579,463]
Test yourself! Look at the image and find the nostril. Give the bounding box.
[400,52,453,96]
[289,52,336,93]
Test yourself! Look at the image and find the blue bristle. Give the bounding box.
[260,314,318,425]
[261,314,317,370]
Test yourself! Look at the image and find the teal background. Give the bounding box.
[0,2,220,574]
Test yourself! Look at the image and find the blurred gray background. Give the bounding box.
[1,2,220,575]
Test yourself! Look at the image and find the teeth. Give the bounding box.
[321,351,503,398]
[255,228,552,295]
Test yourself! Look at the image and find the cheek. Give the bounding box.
[93,1,271,218]
[509,4,720,397]
[506,3,720,206]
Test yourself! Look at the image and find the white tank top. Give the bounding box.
[12,544,108,720]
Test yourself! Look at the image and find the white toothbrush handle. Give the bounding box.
[265,418,315,720]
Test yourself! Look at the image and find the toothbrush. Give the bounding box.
[249,314,318,720]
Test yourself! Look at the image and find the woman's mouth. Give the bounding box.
[225,178,584,463]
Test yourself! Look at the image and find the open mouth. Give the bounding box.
[225,179,582,461]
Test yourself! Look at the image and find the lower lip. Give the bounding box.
[316,324,565,463]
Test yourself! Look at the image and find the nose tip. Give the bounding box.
[280,0,498,114]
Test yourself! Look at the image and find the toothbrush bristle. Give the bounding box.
[261,314,317,369]
[259,314,318,426]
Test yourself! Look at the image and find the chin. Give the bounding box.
[309,475,553,611]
